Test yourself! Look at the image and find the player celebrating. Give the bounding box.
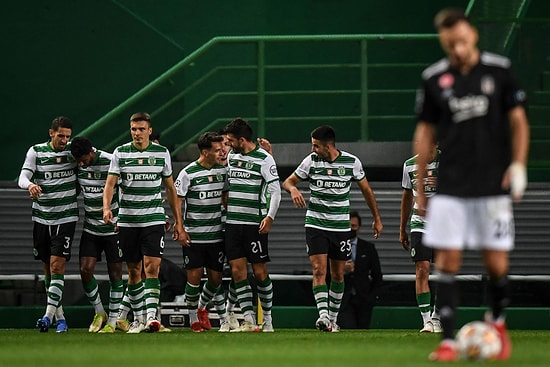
[174,132,229,332]
[18,116,78,333]
[70,137,124,333]
[282,125,383,332]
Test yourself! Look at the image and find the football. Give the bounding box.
[456,321,502,360]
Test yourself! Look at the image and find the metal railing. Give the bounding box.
[76,34,438,157]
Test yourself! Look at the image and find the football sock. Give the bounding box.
[118,292,131,320]
[435,271,458,340]
[45,274,64,320]
[199,281,217,309]
[108,279,124,324]
[257,275,273,322]
[185,282,201,323]
[83,276,106,315]
[328,280,344,322]
[127,282,145,323]
[417,292,432,324]
[144,278,161,320]
[488,275,510,322]
[234,279,254,320]
[313,284,329,319]
[212,285,228,321]
[226,280,239,312]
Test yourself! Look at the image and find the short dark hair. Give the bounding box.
[70,136,93,159]
[130,112,151,122]
[51,116,73,131]
[434,8,471,30]
[311,125,336,145]
[197,131,224,150]
[224,117,253,141]
[350,210,362,226]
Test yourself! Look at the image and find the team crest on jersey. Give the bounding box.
[481,75,495,95]
[438,73,454,89]
[94,171,102,179]
[216,173,223,182]
[337,166,345,176]
[148,157,156,165]
[246,162,253,170]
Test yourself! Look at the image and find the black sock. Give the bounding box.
[488,276,510,321]
[435,271,458,340]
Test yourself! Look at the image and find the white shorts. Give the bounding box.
[423,195,514,251]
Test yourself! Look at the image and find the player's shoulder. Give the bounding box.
[337,150,361,164]
[404,154,419,167]
[422,57,450,80]
[479,51,511,69]
[96,149,112,161]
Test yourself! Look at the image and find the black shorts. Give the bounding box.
[33,221,76,262]
[225,223,270,263]
[305,227,352,261]
[182,241,225,272]
[118,225,165,263]
[410,231,434,262]
[79,231,123,263]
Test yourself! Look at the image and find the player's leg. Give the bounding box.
[479,196,515,360]
[185,266,204,332]
[327,258,345,332]
[141,224,165,332]
[225,224,259,332]
[47,223,75,333]
[79,232,107,332]
[199,246,225,330]
[225,280,240,330]
[252,262,274,332]
[424,195,468,361]
[306,228,331,331]
[99,236,124,333]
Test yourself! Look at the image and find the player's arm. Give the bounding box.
[282,174,306,208]
[259,179,281,234]
[18,147,42,199]
[175,195,191,246]
[102,174,118,224]
[257,137,273,155]
[357,177,383,239]
[502,105,530,202]
[413,121,436,216]
[163,176,186,245]
[399,189,413,250]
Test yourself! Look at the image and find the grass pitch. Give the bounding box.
[1,328,549,367]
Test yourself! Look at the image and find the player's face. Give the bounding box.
[203,141,224,167]
[439,20,478,70]
[220,135,231,165]
[311,138,331,160]
[49,127,72,151]
[130,120,151,147]
[76,151,96,168]
[226,133,245,154]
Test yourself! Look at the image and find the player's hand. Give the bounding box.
[372,219,383,239]
[289,187,306,208]
[173,223,190,247]
[259,216,273,234]
[502,161,527,202]
[164,216,173,233]
[103,209,114,225]
[400,231,410,251]
[28,183,42,200]
[257,137,272,155]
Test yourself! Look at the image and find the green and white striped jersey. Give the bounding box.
[401,150,440,232]
[77,149,118,236]
[20,142,78,225]
[226,146,280,225]
[108,142,172,228]
[294,150,365,232]
[174,161,228,244]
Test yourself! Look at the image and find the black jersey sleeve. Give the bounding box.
[502,65,527,111]
[416,78,440,125]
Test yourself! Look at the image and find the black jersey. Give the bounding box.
[416,51,527,197]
